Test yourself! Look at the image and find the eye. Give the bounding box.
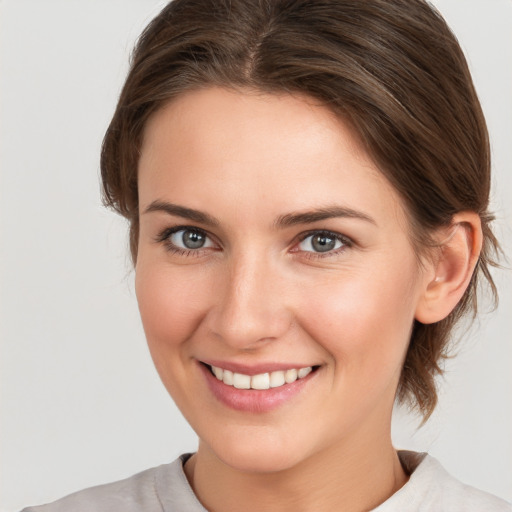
[170,228,214,249]
[296,231,349,254]
[157,227,216,254]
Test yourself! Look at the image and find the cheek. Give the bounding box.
[297,261,419,376]
[135,262,212,356]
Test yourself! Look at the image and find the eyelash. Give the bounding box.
[155,226,215,258]
[295,230,353,259]
[154,226,353,259]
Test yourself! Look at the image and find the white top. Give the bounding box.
[21,451,511,511]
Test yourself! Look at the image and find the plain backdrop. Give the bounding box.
[1,1,511,510]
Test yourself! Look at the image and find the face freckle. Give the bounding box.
[135,86,429,474]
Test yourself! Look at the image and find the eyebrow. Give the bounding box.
[143,201,220,227]
[143,200,376,228]
[274,206,376,228]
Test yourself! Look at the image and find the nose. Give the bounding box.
[206,252,292,350]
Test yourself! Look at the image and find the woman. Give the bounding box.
[20,0,511,510]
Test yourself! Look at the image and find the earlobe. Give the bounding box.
[415,212,482,325]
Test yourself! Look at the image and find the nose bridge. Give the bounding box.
[210,249,290,348]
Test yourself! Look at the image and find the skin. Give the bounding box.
[135,87,481,512]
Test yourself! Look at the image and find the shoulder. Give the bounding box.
[20,465,164,512]
[416,453,511,511]
[20,455,204,512]
[374,451,512,512]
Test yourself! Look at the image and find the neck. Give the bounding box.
[185,429,408,512]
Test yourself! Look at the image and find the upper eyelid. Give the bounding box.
[156,225,215,242]
[295,229,353,245]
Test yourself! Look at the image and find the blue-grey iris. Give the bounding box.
[312,234,336,252]
[182,230,205,249]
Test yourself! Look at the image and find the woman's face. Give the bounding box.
[136,87,429,473]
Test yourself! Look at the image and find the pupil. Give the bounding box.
[182,230,205,249]
[312,234,335,252]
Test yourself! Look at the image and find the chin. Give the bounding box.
[218,448,300,474]
[205,429,308,474]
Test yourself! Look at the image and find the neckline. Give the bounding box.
[168,451,430,512]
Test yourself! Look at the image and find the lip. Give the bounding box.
[199,361,319,413]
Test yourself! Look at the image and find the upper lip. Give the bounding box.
[200,359,318,376]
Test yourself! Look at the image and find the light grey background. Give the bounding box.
[1,1,510,510]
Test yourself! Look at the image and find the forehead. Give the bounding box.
[138,87,406,228]
[141,87,367,169]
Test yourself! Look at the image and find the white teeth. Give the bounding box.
[251,373,270,390]
[223,370,234,385]
[210,365,314,390]
[285,368,298,383]
[233,372,251,389]
[298,367,312,379]
[269,370,286,388]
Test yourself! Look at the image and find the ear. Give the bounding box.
[415,212,483,325]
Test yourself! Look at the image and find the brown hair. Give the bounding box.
[101,0,499,420]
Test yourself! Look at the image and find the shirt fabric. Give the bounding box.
[21,451,511,511]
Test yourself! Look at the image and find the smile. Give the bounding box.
[200,362,320,412]
[209,365,314,390]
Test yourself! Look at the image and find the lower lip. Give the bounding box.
[199,363,317,413]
